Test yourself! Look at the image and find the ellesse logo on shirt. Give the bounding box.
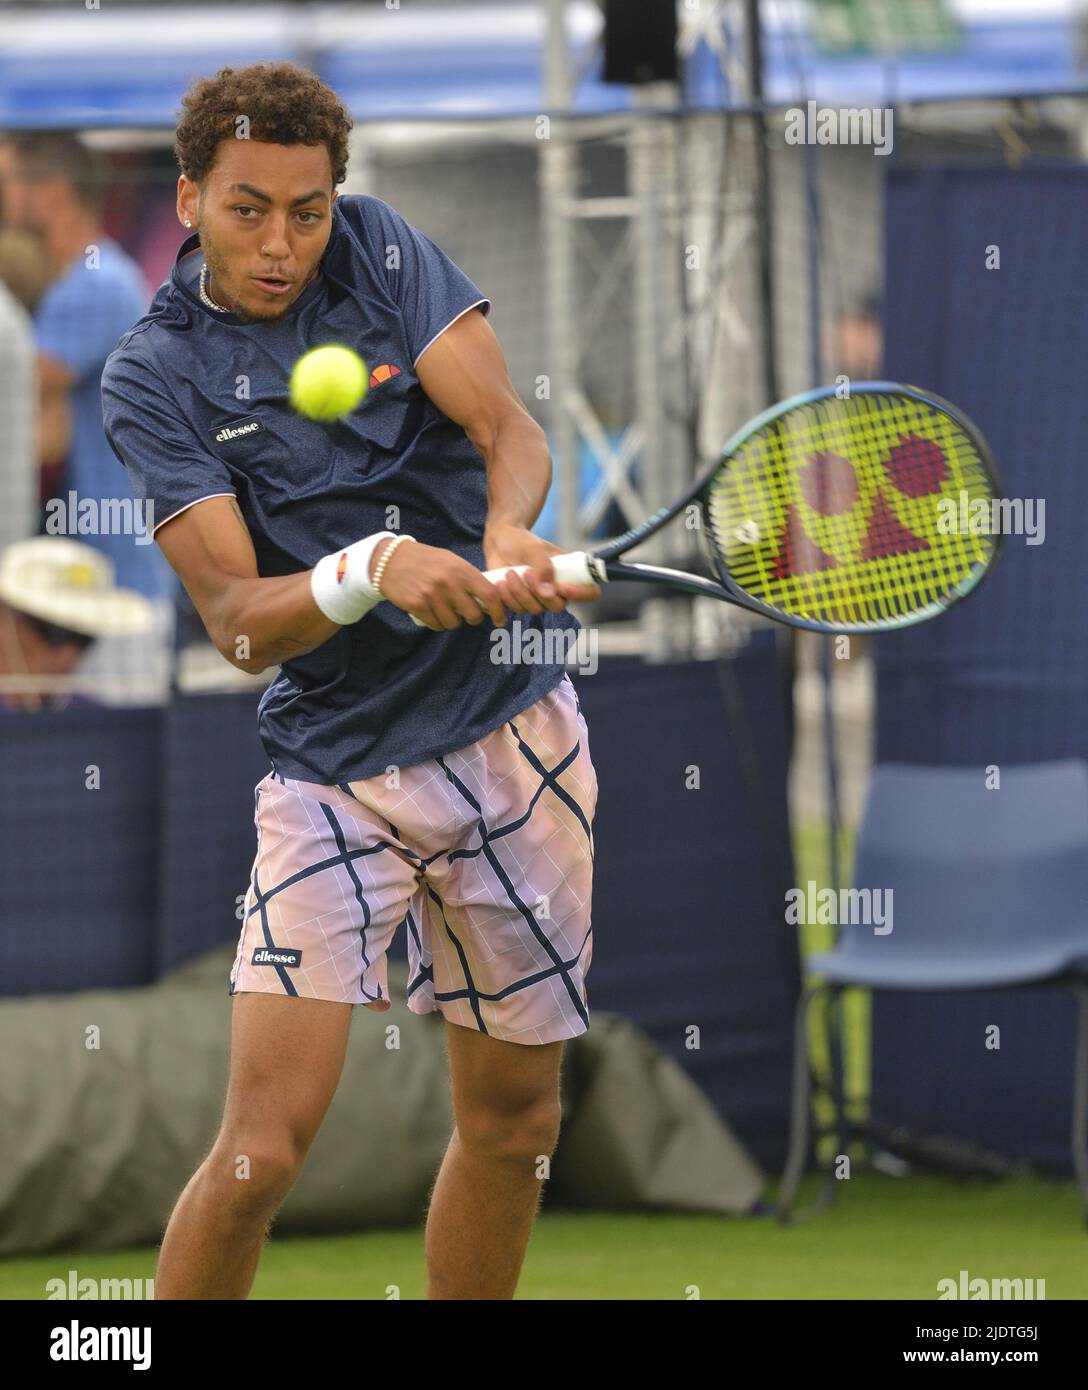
[214,418,262,443]
[369,363,401,388]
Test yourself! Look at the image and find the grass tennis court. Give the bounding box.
[2,1173,1082,1300]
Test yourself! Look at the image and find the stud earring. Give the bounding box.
[184,219,192,228]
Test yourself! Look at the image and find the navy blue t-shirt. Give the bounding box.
[101,194,576,782]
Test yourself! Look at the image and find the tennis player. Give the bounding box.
[101,63,599,1301]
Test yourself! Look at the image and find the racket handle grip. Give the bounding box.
[408,551,602,627]
[482,551,602,589]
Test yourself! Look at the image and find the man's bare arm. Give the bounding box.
[155,496,344,673]
[155,495,510,665]
[416,308,599,613]
[39,354,73,468]
[416,308,551,530]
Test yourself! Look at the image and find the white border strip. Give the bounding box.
[0,2,604,54]
[152,491,236,535]
[412,298,491,368]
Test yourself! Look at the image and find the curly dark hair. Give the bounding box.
[174,63,353,187]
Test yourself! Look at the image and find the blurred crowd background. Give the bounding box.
[2,0,1082,731]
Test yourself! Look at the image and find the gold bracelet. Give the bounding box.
[372,533,413,597]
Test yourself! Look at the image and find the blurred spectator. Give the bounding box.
[0,228,64,511]
[0,537,154,712]
[0,278,36,551]
[0,132,172,601]
[827,292,884,381]
[0,228,55,315]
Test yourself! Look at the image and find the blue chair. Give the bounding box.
[778,760,1088,1223]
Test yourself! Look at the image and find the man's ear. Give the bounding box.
[176,173,198,228]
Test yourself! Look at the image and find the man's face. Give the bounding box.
[0,607,88,710]
[833,312,883,379]
[178,140,337,323]
[0,145,41,236]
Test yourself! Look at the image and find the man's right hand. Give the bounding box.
[375,538,507,631]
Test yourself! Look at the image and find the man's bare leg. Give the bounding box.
[155,993,352,1299]
[425,1023,565,1300]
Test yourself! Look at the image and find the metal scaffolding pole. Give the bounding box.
[542,0,581,555]
[538,0,711,623]
[628,100,669,551]
[631,94,690,655]
[744,0,779,407]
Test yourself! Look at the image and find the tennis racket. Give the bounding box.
[415,382,1001,634]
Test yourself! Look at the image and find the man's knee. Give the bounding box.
[208,1130,308,1209]
[447,1025,565,1162]
[455,1094,563,1165]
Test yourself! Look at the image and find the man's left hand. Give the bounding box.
[482,522,601,615]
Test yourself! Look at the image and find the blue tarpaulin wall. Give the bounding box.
[0,2,1082,129]
[0,646,799,1172]
[872,163,1088,1174]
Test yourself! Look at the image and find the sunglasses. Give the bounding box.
[21,612,96,653]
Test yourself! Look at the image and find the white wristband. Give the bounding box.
[310,532,397,626]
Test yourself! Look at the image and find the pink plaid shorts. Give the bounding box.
[229,676,597,1045]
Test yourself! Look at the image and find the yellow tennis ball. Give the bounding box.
[289,345,368,421]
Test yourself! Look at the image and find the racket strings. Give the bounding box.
[704,390,997,629]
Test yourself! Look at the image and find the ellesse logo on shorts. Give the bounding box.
[252,946,303,968]
[215,418,263,443]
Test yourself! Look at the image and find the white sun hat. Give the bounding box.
[0,537,157,638]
